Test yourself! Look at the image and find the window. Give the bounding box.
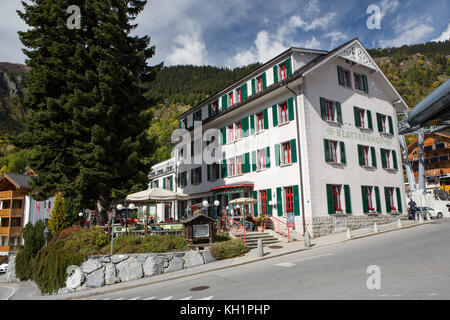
[388,187,396,210]
[255,112,264,132]
[235,155,243,175]
[0,236,7,246]
[333,185,342,211]
[12,200,22,209]
[180,118,187,129]
[227,125,234,143]
[329,140,338,163]
[284,187,294,213]
[256,76,263,93]
[366,187,374,211]
[354,73,363,91]
[234,121,242,141]
[235,88,241,104]
[281,142,291,165]
[209,101,219,117]
[180,172,187,188]
[210,163,220,180]
[379,114,387,133]
[259,190,267,216]
[11,217,21,227]
[384,149,391,168]
[193,110,202,122]
[279,62,287,80]
[362,146,370,167]
[193,167,202,184]
[228,92,234,106]
[326,100,335,122]
[325,139,346,164]
[257,149,266,170]
[279,101,289,124]
[228,158,236,177]
[359,109,365,128]
[343,69,352,88]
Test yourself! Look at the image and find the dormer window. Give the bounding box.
[235,87,241,104]
[256,75,263,93]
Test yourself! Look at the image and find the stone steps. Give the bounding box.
[235,232,280,249]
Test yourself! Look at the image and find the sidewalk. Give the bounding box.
[12,219,435,300]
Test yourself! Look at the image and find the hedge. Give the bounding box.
[209,238,249,260]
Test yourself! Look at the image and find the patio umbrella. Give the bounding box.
[126,188,189,203]
[229,197,257,205]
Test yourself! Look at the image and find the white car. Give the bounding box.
[0,262,8,273]
[416,207,443,219]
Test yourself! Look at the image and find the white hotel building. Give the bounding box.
[149,38,408,237]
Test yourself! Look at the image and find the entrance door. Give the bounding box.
[164,203,172,222]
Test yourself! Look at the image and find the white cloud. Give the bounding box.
[289,12,336,32]
[379,24,434,47]
[323,31,349,47]
[379,0,400,20]
[432,23,450,42]
[166,30,207,66]
[305,0,321,16]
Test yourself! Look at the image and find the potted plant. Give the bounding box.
[255,217,265,232]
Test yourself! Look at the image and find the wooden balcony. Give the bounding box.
[0,190,13,199]
[0,245,19,253]
[0,208,23,217]
[0,227,8,235]
[9,227,22,236]
[0,190,27,200]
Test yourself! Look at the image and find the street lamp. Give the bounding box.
[43,226,50,246]
[214,200,220,219]
[126,203,136,236]
[202,200,209,216]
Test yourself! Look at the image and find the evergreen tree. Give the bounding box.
[14,0,158,217]
[48,192,69,235]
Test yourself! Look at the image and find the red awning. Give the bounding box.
[210,184,254,192]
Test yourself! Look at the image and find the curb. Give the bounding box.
[32,220,435,300]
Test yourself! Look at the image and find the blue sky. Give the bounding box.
[0,0,449,67]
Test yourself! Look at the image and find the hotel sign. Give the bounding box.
[325,127,393,147]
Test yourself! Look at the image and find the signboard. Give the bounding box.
[193,224,210,238]
[286,213,295,229]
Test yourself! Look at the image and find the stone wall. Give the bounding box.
[308,214,406,238]
[60,250,215,294]
[0,253,18,283]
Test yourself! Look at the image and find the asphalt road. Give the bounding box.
[66,219,450,300]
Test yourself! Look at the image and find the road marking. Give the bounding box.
[144,296,155,300]
[160,296,173,300]
[275,253,334,267]
[275,262,296,267]
[198,296,214,300]
[179,296,192,300]
[129,296,141,300]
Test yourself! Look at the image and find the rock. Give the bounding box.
[184,251,204,268]
[104,263,119,285]
[81,259,103,274]
[101,256,111,263]
[165,257,184,273]
[111,254,129,264]
[143,256,164,277]
[200,250,216,264]
[137,254,149,263]
[66,265,85,290]
[116,257,143,282]
[85,268,105,288]
[58,287,71,295]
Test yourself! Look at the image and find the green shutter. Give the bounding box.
[191,169,194,185]
[288,97,294,121]
[163,177,166,189]
[375,186,381,213]
[371,146,377,168]
[207,164,211,181]
[178,120,181,129]
[377,113,382,132]
[344,185,351,214]
[290,139,297,163]
[241,83,248,100]
[221,159,227,178]
[272,104,278,127]
[251,78,256,95]
[337,66,344,85]
[252,151,257,171]
[362,74,369,93]
[293,185,300,216]
[221,127,226,145]
[277,187,283,217]
[367,110,373,130]
[253,191,258,217]
[384,187,391,213]
[388,116,394,134]
[361,186,369,213]
[273,65,278,83]
[262,72,267,89]
[396,187,403,213]
[243,153,250,173]
[380,149,386,168]
[324,139,331,162]
[320,97,327,120]
[222,94,227,110]
[354,106,361,127]
[358,145,364,166]
[285,58,292,76]
[265,146,271,168]
[392,150,398,170]
[336,102,342,124]
[263,108,269,129]
[340,141,346,164]
[169,176,173,190]
[326,184,335,214]
[275,144,281,166]
[242,116,249,137]
[267,189,272,215]
[250,114,255,134]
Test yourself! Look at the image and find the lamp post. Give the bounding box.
[214,200,220,219]
[126,203,136,236]
[78,211,83,227]
[202,200,209,216]
[43,226,50,246]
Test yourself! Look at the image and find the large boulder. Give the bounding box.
[66,265,85,290]
[81,259,102,274]
[85,268,105,288]
[143,255,164,277]
[165,256,184,273]
[104,263,119,285]
[184,251,204,268]
[116,257,143,282]
[111,254,129,264]
[201,250,216,264]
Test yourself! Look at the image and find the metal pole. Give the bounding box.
[110,216,115,255]
[399,135,417,192]
[418,131,426,190]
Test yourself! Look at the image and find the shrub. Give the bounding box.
[48,192,70,236]
[214,231,231,242]
[100,234,188,254]
[209,238,249,260]
[15,246,34,281]
[15,220,46,280]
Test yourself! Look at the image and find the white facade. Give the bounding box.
[150,39,409,237]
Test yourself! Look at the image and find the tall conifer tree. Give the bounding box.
[14,0,157,218]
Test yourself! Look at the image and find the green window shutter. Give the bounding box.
[337,66,344,85]
[371,146,377,168]
[380,149,386,168]
[262,72,267,89]
[290,139,297,163]
[375,186,381,213]
[362,74,369,93]
[191,169,194,185]
[293,185,300,216]
[253,191,258,217]
[170,176,173,190]
[354,106,361,127]
[263,108,269,129]
[265,146,271,168]
[275,144,281,166]
[384,187,391,213]
[150,181,153,188]
[197,169,201,184]
[277,187,283,217]
[285,58,292,76]
[324,139,331,162]
[252,151,257,171]
[288,97,294,121]
[178,120,181,129]
[272,104,278,127]
[367,110,373,130]
[163,177,166,189]
[191,140,194,157]
[396,187,403,213]
[326,184,335,214]
[361,186,369,213]
[358,145,364,166]
[207,164,211,181]
[221,127,226,145]
[222,94,227,110]
[336,102,342,124]
[241,83,248,100]
[267,189,272,215]
[243,153,250,173]
[344,185,351,214]
[221,159,227,178]
[377,113,382,132]
[273,65,278,83]
[320,97,327,120]
[251,78,256,95]
[250,114,255,134]
[340,141,346,164]
[242,116,249,137]
[392,150,398,170]
[388,116,394,134]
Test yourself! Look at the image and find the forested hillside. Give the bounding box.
[1,39,449,173]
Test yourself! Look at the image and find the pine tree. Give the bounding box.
[14,0,158,217]
[48,192,69,235]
